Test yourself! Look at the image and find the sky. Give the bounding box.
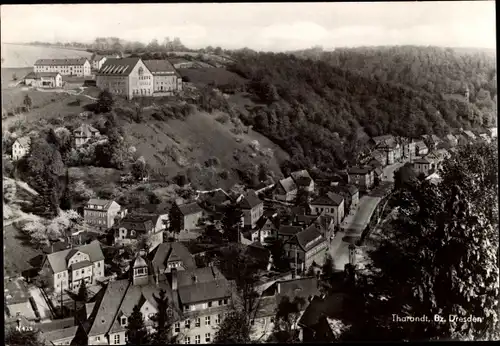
[1,2,496,51]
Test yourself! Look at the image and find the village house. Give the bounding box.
[274,177,298,202]
[370,149,387,167]
[251,277,321,341]
[290,170,315,192]
[284,225,328,272]
[90,53,121,71]
[74,123,101,147]
[309,192,345,226]
[112,214,164,253]
[371,135,401,164]
[455,133,469,146]
[11,136,31,161]
[422,134,442,151]
[331,184,359,214]
[24,71,63,88]
[445,134,458,147]
[199,189,232,213]
[80,257,235,345]
[96,57,153,100]
[240,190,264,229]
[245,242,273,272]
[246,216,278,244]
[143,60,183,95]
[462,129,477,141]
[479,133,491,144]
[171,201,204,232]
[4,277,36,320]
[347,166,375,192]
[278,225,304,243]
[84,199,126,231]
[40,240,105,292]
[151,242,196,274]
[34,58,91,77]
[412,158,432,177]
[488,127,497,139]
[414,140,429,157]
[38,317,78,346]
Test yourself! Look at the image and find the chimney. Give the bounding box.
[171,268,178,291]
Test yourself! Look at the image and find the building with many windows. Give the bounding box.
[84,199,126,231]
[34,58,91,76]
[143,60,183,95]
[96,58,153,100]
[11,136,31,161]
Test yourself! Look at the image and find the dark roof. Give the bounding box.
[414,158,431,164]
[69,260,93,271]
[74,124,99,137]
[239,190,262,209]
[151,242,196,272]
[97,58,141,76]
[295,225,325,252]
[298,293,347,328]
[85,199,117,210]
[177,202,203,216]
[310,192,343,206]
[374,167,383,176]
[290,170,313,184]
[276,277,320,303]
[295,176,312,187]
[278,225,303,236]
[113,214,154,232]
[177,279,231,304]
[345,184,359,196]
[348,167,371,175]
[25,71,61,79]
[295,215,317,225]
[143,60,177,75]
[37,317,76,333]
[34,58,88,66]
[46,240,104,273]
[203,189,231,206]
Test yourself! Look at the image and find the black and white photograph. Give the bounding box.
[1,1,498,344]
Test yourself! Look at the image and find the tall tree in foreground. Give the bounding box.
[221,204,243,242]
[150,289,175,344]
[271,296,307,342]
[6,328,44,346]
[214,310,252,344]
[96,89,114,113]
[126,304,149,345]
[348,142,499,341]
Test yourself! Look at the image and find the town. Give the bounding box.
[3,2,498,345]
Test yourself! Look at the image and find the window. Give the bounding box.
[184,336,190,344]
[208,301,212,308]
[121,316,127,326]
[57,273,61,278]
[96,336,100,341]
[195,335,200,344]
[205,316,211,325]
[205,333,211,343]
[114,334,120,344]
[223,298,228,305]
[81,269,85,274]
[251,319,255,326]
[174,322,180,333]
[185,319,190,329]
[184,305,190,312]
[270,317,275,323]
[218,299,222,306]
[195,318,200,327]
[98,262,101,267]
[215,314,221,324]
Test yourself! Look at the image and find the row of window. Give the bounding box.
[185,333,211,344]
[86,209,105,216]
[183,298,228,312]
[133,89,152,95]
[175,312,228,333]
[87,219,106,225]
[139,76,151,80]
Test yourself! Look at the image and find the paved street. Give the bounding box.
[381,160,407,182]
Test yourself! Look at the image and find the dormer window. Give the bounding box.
[184,305,190,312]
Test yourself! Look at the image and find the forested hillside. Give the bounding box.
[226,47,496,172]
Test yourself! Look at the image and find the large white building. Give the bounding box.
[12,136,31,161]
[96,58,153,100]
[40,240,105,292]
[34,58,91,77]
[143,60,183,95]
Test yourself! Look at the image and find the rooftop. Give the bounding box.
[151,242,196,272]
[278,225,303,236]
[46,240,104,274]
[85,199,116,210]
[143,59,178,75]
[278,177,297,193]
[113,214,155,232]
[177,202,203,216]
[239,190,262,209]
[97,58,141,76]
[74,124,99,137]
[34,58,88,66]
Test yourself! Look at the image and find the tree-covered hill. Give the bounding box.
[226,47,496,172]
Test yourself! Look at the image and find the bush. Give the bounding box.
[215,113,230,124]
[219,170,229,180]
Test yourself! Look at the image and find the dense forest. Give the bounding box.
[226,46,496,172]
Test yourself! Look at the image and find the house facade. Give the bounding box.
[40,240,105,292]
[240,190,264,229]
[347,167,375,191]
[414,140,429,157]
[309,192,345,226]
[24,72,63,88]
[34,58,91,77]
[172,202,204,232]
[412,158,431,176]
[96,58,153,100]
[290,170,315,192]
[112,214,164,253]
[12,136,31,161]
[84,199,124,231]
[274,177,297,202]
[74,124,100,147]
[143,60,183,95]
[284,225,328,272]
[83,259,234,346]
[151,242,196,274]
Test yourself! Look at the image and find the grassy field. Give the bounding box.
[1,43,92,68]
[177,68,247,88]
[1,67,33,87]
[4,223,43,278]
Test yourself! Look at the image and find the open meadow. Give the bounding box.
[1,43,92,68]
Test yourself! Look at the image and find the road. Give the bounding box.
[329,195,382,270]
[29,287,51,321]
[381,160,407,182]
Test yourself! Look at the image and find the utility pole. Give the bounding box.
[294,244,298,278]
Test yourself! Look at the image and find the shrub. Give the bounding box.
[219,170,229,180]
[215,113,230,124]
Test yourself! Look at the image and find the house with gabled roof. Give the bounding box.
[40,240,105,292]
[414,140,429,157]
[347,166,375,192]
[84,199,125,231]
[143,60,183,94]
[90,53,121,71]
[112,213,163,253]
[245,216,278,245]
[171,201,204,232]
[462,129,477,141]
[74,123,100,147]
[24,71,63,88]
[151,242,196,274]
[370,149,387,167]
[239,190,264,229]
[278,225,304,243]
[290,170,315,192]
[309,192,345,226]
[34,57,91,76]
[12,136,31,161]
[445,134,458,147]
[275,177,298,202]
[80,256,235,345]
[284,225,328,272]
[96,57,153,100]
[412,157,432,176]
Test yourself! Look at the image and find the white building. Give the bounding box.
[12,136,31,161]
[96,58,153,100]
[91,54,121,71]
[143,60,183,95]
[34,58,91,77]
[24,72,63,88]
[40,240,105,292]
